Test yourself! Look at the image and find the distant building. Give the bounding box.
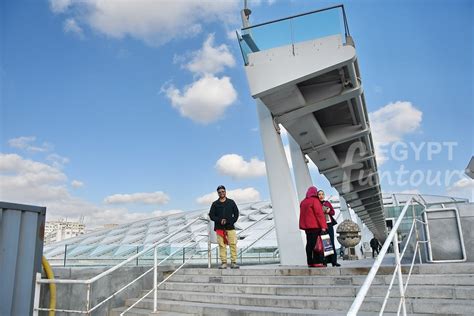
[44,218,85,244]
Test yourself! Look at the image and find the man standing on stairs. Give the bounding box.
[209,185,240,269]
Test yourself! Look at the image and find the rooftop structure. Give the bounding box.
[43,193,469,266]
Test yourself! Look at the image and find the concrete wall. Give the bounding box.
[39,265,173,316]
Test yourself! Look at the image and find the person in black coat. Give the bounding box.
[209,185,239,269]
[370,237,381,258]
[318,190,340,267]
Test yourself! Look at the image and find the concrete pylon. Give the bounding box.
[288,133,313,203]
[339,196,353,221]
[256,99,306,265]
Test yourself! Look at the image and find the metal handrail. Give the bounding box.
[36,215,204,285]
[34,210,276,314]
[206,212,275,258]
[238,4,350,66]
[33,215,207,315]
[347,196,426,316]
[241,4,349,37]
[120,241,203,315]
[89,238,201,314]
[378,216,427,315]
[239,225,275,257]
[122,211,276,314]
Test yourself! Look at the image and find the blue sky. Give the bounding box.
[1,0,473,226]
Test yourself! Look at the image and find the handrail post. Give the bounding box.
[207,233,211,269]
[153,245,157,312]
[393,227,407,316]
[86,283,91,315]
[136,246,139,266]
[412,204,423,264]
[64,244,67,267]
[348,197,415,316]
[33,272,41,316]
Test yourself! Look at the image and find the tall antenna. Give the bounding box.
[241,0,252,28]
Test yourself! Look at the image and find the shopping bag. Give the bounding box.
[321,234,334,256]
[314,235,324,256]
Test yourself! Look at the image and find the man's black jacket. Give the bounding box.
[209,198,239,230]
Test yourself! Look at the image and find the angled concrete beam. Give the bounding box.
[275,86,363,125]
[302,126,370,154]
[319,154,375,174]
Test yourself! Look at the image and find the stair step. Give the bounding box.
[156,282,474,300]
[123,298,399,316]
[127,291,474,314]
[109,306,196,316]
[176,263,474,277]
[110,264,474,315]
[168,273,474,286]
[160,282,356,297]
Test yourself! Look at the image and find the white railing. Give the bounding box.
[348,196,427,316]
[34,211,276,315]
[121,212,276,315]
[33,215,206,315]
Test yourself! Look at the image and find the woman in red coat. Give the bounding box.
[318,190,341,267]
[299,186,328,267]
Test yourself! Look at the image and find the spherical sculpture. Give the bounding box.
[336,219,361,247]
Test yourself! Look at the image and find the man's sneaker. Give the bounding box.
[218,263,227,269]
[230,263,240,269]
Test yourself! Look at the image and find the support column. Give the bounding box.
[288,133,313,202]
[338,196,353,221]
[256,99,306,265]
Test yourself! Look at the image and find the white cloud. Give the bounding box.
[47,153,70,168]
[104,191,170,205]
[8,136,52,153]
[0,153,175,227]
[164,75,237,124]
[63,18,84,38]
[448,177,474,201]
[49,0,239,46]
[71,180,84,188]
[215,154,266,179]
[196,187,261,205]
[165,34,238,124]
[249,0,277,6]
[0,153,67,188]
[185,34,235,76]
[369,101,423,164]
[49,0,72,13]
[88,208,183,226]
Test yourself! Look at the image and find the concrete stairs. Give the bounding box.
[110,263,474,315]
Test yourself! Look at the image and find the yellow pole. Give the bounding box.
[41,256,56,316]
